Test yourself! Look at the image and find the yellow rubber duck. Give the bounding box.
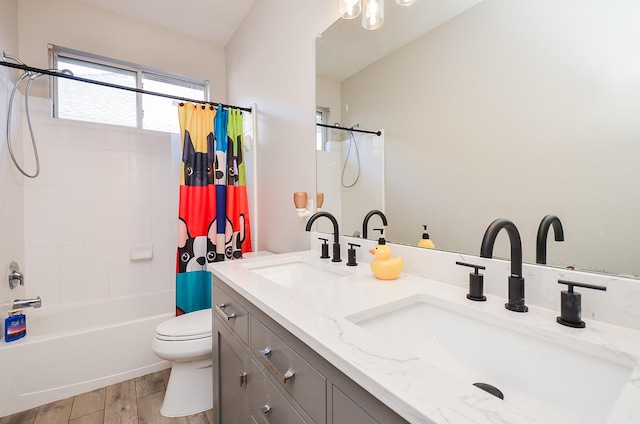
[369,239,403,280]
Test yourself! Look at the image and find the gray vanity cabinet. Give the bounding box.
[212,278,409,424]
[214,317,250,424]
[332,386,378,424]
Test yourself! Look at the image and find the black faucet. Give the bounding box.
[306,211,341,262]
[556,280,607,328]
[480,218,528,312]
[536,214,564,264]
[362,210,388,239]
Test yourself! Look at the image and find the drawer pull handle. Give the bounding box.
[261,403,272,414]
[239,372,248,387]
[258,347,295,384]
[216,303,237,320]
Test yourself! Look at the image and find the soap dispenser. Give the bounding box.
[417,225,435,249]
[369,228,403,280]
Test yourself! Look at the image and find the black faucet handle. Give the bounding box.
[347,243,360,266]
[456,261,487,302]
[556,279,607,328]
[318,238,330,259]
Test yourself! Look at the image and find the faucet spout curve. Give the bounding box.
[362,210,388,239]
[306,211,342,262]
[536,214,564,264]
[480,218,523,277]
[480,218,527,313]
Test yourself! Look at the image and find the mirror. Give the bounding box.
[316,0,640,278]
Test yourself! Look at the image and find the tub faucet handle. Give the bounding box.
[8,261,23,289]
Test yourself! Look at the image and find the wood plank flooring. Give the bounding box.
[0,369,214,424]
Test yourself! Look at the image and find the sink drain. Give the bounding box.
[473,382,504,400]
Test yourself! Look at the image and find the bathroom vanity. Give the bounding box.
[212,280,407,423]
[209,245,640,424]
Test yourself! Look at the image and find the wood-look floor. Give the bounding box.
[0,369,214,424]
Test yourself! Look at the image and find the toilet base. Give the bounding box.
[161,358,213,417]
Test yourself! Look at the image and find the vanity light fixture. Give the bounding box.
[338,0,418,30]
[362,0,384,30]
[341,0,418,30]
[339,0,362,19]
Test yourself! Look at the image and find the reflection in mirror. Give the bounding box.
[316,0,640,278]
[315,124,385,236]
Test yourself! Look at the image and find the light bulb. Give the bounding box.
[339,0,362,19]
[362,0,384,30]
[395,0,417,5]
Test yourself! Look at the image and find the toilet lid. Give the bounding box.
[156,308,212,341]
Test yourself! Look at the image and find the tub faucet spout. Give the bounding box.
[480,218,528,313]
[10,296,41,310]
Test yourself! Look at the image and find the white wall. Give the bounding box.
[0,0,25,335]
[226,0,337,253]
[316,75,341,127]
[18,0,226,101]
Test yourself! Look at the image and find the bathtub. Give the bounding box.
[0,291,175,417]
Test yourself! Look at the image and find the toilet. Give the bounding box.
[152,308,212,417]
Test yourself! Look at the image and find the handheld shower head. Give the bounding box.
[2,52,26,65]
[29,68,74,80]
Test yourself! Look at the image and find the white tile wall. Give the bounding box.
[0,71,26,337]
[316,131,384,236]
[20,97,180,307]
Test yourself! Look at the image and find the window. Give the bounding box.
[316,106,330,151]
[50,46,209,133]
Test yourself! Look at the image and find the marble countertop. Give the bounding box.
[209,250,640,424]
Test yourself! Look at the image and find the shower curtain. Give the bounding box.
[175,103,252,315]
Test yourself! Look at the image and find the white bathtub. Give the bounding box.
[0,291,175,417]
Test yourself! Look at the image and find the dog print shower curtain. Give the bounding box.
[176,103,252,315]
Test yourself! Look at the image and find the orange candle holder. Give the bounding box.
[294,192,311,218]
[316,192,324,209]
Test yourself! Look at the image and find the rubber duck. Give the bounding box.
[369,231,403,280]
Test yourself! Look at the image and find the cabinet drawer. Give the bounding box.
[332,386,377,424]
[214,285,249,345]
[249,359,307,424]
[250,317,326,423]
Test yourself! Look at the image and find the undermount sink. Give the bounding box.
[346,294,634,423]
[244,256,353,288]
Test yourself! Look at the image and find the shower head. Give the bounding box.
[2,52,26,65]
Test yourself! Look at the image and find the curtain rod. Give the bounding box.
[316,123,381,136]
[0,61,252,113]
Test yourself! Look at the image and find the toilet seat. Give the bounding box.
[155,308,212,341]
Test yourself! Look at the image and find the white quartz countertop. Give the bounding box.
[209,250,640,424]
